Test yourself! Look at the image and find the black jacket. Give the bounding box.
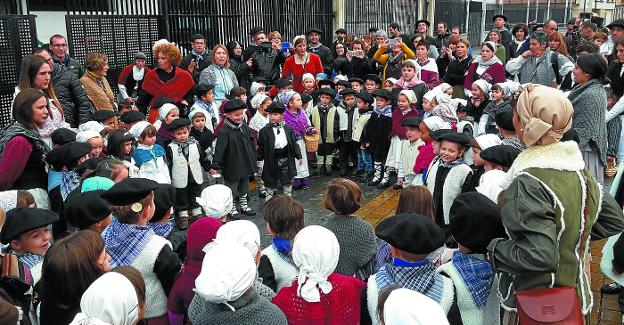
[51,64,93,127]
[229,57,251,90]
[181,50,213,83]
[442,55,473,87]
[308,43,334,74]
[53,56,83,79]
[244,45,286,86]
[211,120,257,181]
[346,56,374,80]
[256,124,302,189]
[434,33,451,50]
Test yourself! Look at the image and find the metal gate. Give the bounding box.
[0,15,37,127]
[345,0,420,36]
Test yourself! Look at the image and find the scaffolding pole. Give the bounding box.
[526,0,531,24]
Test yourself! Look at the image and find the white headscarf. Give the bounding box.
[292,225,340,303]
[382,288,449,325]
[128,121,151,140]
[69,272,139,325]
[472,79,492,95]
[302,73,315,82]
[249,82,266,97]
[385,77,398,85]
[0,190,17,212]
[333,74,348,82]
[476,169,507,203]
[79,121,104,133]
[194,243,257,311]
[188,108,210,122]
[423,116,451,131]
[212,220,261,258]
[474,134,502,150]
[399,90,417,104]
[159,103,178,121]
[250,93,270,111]
[76,130,102,143]
[423,90,437,103]
[196,184,233,218]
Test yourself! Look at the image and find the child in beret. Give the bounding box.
[310,89,339,176]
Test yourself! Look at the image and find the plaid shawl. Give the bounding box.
[149,221,174,238]
[376,259,445,303]
[452,251,494,307]
[60,171,81,201]
[102,219,154,268]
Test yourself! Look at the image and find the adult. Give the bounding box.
[16,55,70,148]
[0,89,51,208]
[244,29,287,87]
[492,14,512,47]
[566,18,582,58]
[180,34,213,83]
[344,40,373,80]
[80,52,115,111]
[607,19,624,63]
[117,51,150,103]
[226,41,251,90]
[580,21,597,42]
[330,28,348,58]
[33,47,92,128]
[543,19,558,36]
[414,20,437,46]
[434,21,451,50]
[440,39,473,98]
[388,22,411,44]
[281,35,324,93]
[49,34,83,78]
[463,41,506,92]
[414,41,440,89]
[548,31,572,60]
[306,28,334,74]
[607,38,624,100]
[568,53,609,183]
[488,84,624,323]
[508,23,530,60]
[332,42,350,76]
[137,40,194,119]
[199,44,240,109]
[505,31,574,87]
[486,29,507,64]
[373,37,416,82]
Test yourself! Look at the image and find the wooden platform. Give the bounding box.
[355,188,623,325]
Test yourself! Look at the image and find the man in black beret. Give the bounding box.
[480,145,520,172]
[492,14,512,47]
[394,116,425,189]
[64,190,112,233]
[364,74,382,94]
[364,213,459,322]
[50,128,76,148]
[306,28,334,74]
[414,20,437,46]
[495,109,525,151]
[92,110,118,132]
[331,28,348,58]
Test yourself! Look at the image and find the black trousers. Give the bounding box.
[338,140,358,171]
[174,179,202,211]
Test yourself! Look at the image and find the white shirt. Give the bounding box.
[273,125,288,149]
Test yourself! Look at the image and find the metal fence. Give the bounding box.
[344,0,420,36]
[0,15,37,127]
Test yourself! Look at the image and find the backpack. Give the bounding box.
[550,51,562,85]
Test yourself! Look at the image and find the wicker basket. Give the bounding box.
[304,133,320,153]
[605,160,618,178]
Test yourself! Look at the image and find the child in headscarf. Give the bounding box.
[384,89,420,187]
[155,102,179,147]
[413,116,452,185]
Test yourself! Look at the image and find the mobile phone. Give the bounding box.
[347,50,358,56]
[389,38,399,46]
[282,42,290,53]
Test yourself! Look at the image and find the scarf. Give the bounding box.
[373,105,393,118]
[273,237,292,256]
[439,158,466,169]
[294,52,310,65]
[394,76,424,90]
[191,49,208,64]
[516,84,572,147]
[149,221,174,238]
[475,54,501,69]
[284,108,310,139]
[172,137,199,156]
[132,66,145,81]
[134,144,166,167]
[82,71,115,110]
[452,252,494,308]
[102,219,154,267]
[0,122,50,158]
[376,259,443,303]
[60,171,81,201]
[388,51,405,64]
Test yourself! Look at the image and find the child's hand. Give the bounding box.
[312,128,319,134]
[298,159,303,166]
[397,178,404,186]
[360,144,366,150]
[209,169,219,175]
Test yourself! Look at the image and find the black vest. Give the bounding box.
[13,139,47,190]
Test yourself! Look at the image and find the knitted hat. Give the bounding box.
[186,217,222,260]
[302,73,315,82]
[450,192,506,253]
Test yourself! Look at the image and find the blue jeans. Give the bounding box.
[357,149,373,172]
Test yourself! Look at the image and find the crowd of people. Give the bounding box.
[1,12,624,325]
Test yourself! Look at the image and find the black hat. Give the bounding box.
[339,89,357,97]
[416,19,431,27]
[430,128,453,141]
[318,88,335,97]
[45,147,66,171]
[194,84,215,97]
[401,117,423,128]
[437,132,471,147]
[1,208,59,244]
[166,118,191,131]
[355,92,374,104]
[531,23,544,32]
[101,178,159,206]
[306,28,323,36]
[335,28,347,34]
[265,101,286,114]
[224,99,247,113]
[75,157,108,176]
[450,192,506,253]
[151,184,176,222]
[376,213,444,254]
[119,111,146,124]
[64,190,112,229]
[317,79,335,89]
[480,145,520,168]
[607,19,624,30]
[336,80,352,88]
[371,89,392,100]
[252,76,268,83]
[275,78,292,89]
[301,94,313,104]
[92,110,117,122]
[567,18,577,25]
[492,14,508,22]
[51,128,76,146]
[369,27,379,33]
[494,109,515,132]
[348,77,364,85]
[56,142,93,168]
[365,74,382,85]
[249,26,264,36]
[154,97,173,109]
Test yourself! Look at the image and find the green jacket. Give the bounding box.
[488,141,624,313]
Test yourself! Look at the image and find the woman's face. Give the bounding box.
[214,47,228,66]
[31,96,49,125]
[97,249,111,272]
[34,63,52,90]
[481,45,493,61]
[515,30,526,40]
[416,45,428,60]
[295,41,307,55]
[616,44,624,63]
[488,32,500,44]
[336,44,345,56]
[455,43,467,58]
[157,53,171,70]
[549,39,560,51]
[271,37,282,49]
[100,60,110,77]
[573,64,590,84]
[233,44,243,56]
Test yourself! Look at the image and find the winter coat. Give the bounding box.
[440,55,473,87]
[308,43,334,74]
[51,63,93,127]
[181,50,213,83]
[244,46,286,86]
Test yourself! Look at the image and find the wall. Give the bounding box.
[31,10,67,44]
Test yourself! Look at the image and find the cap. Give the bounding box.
[166,118,191,131]
[494,109,515,132]
[336,80,351,88]
[449,192,506,253]
[371,89,392,100]
[151,184,176,222]
[335,28,347,34]
[318,88,335,98]
[306,28,323,36]
[348,77,364,85]
[223,99,247,113]
[45,146,66,171]
[1,208,59,244]
[64,190,112,229]
[375,213,444,254]
[51,128,76,146]
[355,92,374,104]
[339,89,357,97]
[249,26,264,36]
[430,128,453,141]
[400,117,423,128]
[275,78,293,89]
[265,101,286,114]
[63,142,93,165]
[101,178,159,206]
[119,111,146,124]
[479,145,521,168]
[416,19,431,27]
[437,132,471,147]
[607,19,624,30]
[317,79,335,89]
[92,110,117,122]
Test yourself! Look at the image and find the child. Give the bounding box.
[337,89,360,176]
[249,93,272,197]
[423,91,458,125]
[130,121,171,184]
[230,87,250,121]
[191,84,218,132]
[55,142,93,201]
[455,102,475,137]
[50,128,76,148]
[439,192,507,324]
[364,74,382,94]
[349,77,364,93]
[101,178,182,322]
[282,91,313,190]
[495,109,525,150]
[211,99,257,217]
[196,184,234,223]
[119,110,146,130]
[165,118,209,229]
[301,73,317,97]
[257,102,303,201]
[92,110,118,133]
[188,108,215,165]
[383,78,397,92]
[148,184,177,239]
[475,145,520,202]
[117,98,136,116]
[156,103,179,147]
[466,79,491,125]
[425,132,473,247]
[479,83,512,135]
[106,129,139,177]
[385,90,421,188]
[311,88,340,175]
[300,93,314,118]
[466,134,502,191]
[392,60,427,111]
[260,195,305,291]
[269,78,293,98]
[76,130,105,158]
[395,117,424,188]
[413,116,451,185]
[361,89,393,187]
[64,190,113,233]
[352,92,374,182]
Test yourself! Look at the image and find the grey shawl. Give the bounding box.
[568,78,608,165]
[324,215,378,279]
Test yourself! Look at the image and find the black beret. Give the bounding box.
[166,118,191,131]
[252,76,268,83]
[607,19,624,30]
[119,111,146,124]
[336,80,352,88]
[318,88,335,97]
[151,184,176,222]
[416,19,431,27]
[376,213,444,254]
[480,145,521,168]
[450,192,507,253]
[1,208,59,244]
[265,101,286,114]
[317,79,335,89]
[437,132,471,147]
[401,117,423,128]
[249,26,264,36]
[45,147,66,171]
[369,27,379,33]
[101,178,159,206]
[223,99,247,113]
[365,74,382,85]
[355,92,374,104]
[60,142,94,167]
[306,28,323,35]
[194,84,215,97]
[348,77,364,85]
[430,128,453,141]
[92,110,117,122]
[371,89,392,100]
[335,28,347,34]
[64,190,112,229]
[50,128,76,146]
[340,89,357,97]
[492,14,508,22]
[494,109,515,132]
[75,157,108,176]
[275,78,293,89]
[301,94,313,104]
